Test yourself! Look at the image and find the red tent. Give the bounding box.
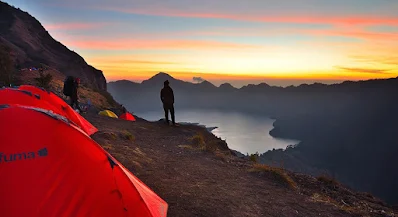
[0,105,168,217]
[18,85,66,107]
[0,88,60,113]
[120,112,136,121]
[7,86,98,135]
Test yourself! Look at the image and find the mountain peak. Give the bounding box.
[219,83,235,89]
[148,72,175,82]
[258,82,270,87]
[198,80,216,88]
[109,80,139,85]
[141,72,180,87]
[240,82,272,91]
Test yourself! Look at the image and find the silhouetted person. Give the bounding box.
[161,80,175,125]
[70,78,81,112]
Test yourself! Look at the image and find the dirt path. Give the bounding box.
[86,114,394,217]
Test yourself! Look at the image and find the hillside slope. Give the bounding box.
[13,66,118,111]
[0,1,106,90]
[86,113,397,217]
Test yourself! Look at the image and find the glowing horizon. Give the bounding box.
[5,0,398,86]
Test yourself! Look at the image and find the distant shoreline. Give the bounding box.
[269,119,302,142]
[176,118,299,156]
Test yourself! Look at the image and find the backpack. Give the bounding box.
[63,76,75,96]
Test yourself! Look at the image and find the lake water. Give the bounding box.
[134,109,298,155]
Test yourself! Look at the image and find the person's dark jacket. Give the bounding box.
[71,81,78,99]
[161,86,174,105]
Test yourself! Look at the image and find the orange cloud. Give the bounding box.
[64,39,258,50]
[44,22,110,30]
[350,55,398,66]
[92,59,177,65]
[335,66,392,74]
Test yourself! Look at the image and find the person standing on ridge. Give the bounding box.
[160,80,176,125]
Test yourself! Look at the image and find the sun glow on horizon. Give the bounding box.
[6,0,398,86]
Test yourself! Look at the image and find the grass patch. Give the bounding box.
[250,164,297,190]
[110,132,118,140]
[122,130,135,141]
[191,133,206,150]
[311,193,357,215]
[215,151,229,162]
[100,132,117,140]
[206,140,223,152]
[105,145,151,170]
[111,153,142,169]
[178,145,194,150]
[192,134,205,146]
[249,152,259,163]
[191,133,225,152]
[102,143,114,151]
[311,193,333,203]
[317,175,340,187]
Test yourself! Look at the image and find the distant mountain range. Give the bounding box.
[0,1,106,90]
[108,72,398,115]
[109,73,398,204]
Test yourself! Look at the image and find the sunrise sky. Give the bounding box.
[5,0,398,87]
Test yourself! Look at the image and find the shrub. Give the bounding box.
[192,134,206,149]
[35,70,53,89]
[317,175,340,187]
[249,152,259,163]
[250,164,297,190]
[191,133,226,153]
[122,130,134,141]
[205,140,220,152]
[101,132,117,140]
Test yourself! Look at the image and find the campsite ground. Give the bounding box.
[15,69,397,216]
[86,113,397,217]
[10,73,398,212]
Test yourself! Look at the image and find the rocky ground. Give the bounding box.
[14,68,397,216]
[85,113,397,217]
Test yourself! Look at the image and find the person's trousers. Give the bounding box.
[163,104,175,124]
[70,96,80,111]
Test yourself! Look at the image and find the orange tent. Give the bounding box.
[6,86,98,135]
[0,105,168,217]
[120,112,136,121]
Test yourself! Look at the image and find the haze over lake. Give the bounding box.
[134,109,298,154]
